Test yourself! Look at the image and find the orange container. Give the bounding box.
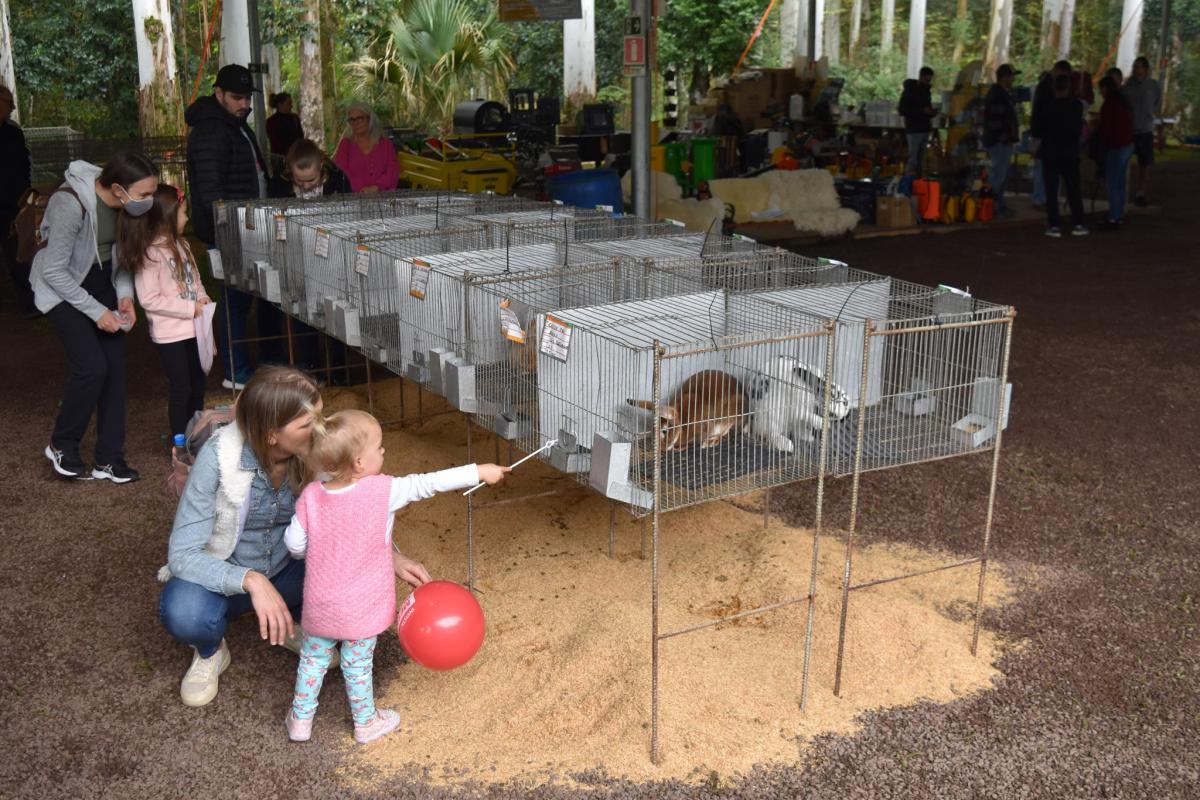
[912,178,941,221]
[978,197,995,222]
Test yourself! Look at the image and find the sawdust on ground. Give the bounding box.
[314,379,1017,789]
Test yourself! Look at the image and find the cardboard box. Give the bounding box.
[875,195,916,228]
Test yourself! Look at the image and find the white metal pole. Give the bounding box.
[1116,0,1144,75]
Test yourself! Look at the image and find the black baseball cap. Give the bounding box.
[996,64,1020,79]
[215,64,259,94]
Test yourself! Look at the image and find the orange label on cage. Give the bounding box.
[274,214,286,241]
[314,229,329,258]
[215,201,226,225]
[539,314,571,362]
[409,258,430,300]
[354,245,370,276]
[244,204,255,230]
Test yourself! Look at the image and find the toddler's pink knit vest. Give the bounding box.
[296,474,396,640]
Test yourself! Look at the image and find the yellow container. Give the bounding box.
[651,145,666,173]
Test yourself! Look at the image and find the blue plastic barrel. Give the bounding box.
[547,168,624,215]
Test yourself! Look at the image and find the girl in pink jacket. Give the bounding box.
[123,185,212,440]
[282,409,508,743]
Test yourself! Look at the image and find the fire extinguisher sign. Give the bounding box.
[623,31,646,77]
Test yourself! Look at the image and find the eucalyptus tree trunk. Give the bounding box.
[781,0,799,66]
[299,0,325,148]
[319,0,339,143]
[1040,0,1075,64]
[849,0,863,55]
[907,0,926,79]
[881,0,894,54]
[0,0,16,122]
[984,0,1014,77]
[824,0,840,67]
[564,0,597,106]
[952,0,969,65]
[132,0,182,136]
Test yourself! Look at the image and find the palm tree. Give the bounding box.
[347,0,514,137]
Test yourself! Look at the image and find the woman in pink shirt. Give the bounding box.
[123,184,213,440]
[332,104,399,193]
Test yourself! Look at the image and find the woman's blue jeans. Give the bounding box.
[1105,144,1135,222]
[159,558,305,658]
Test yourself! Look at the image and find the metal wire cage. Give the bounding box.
[283,214,491,347]
[211,193,419,300]
[356,236,621,385]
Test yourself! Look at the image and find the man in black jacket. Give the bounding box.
[982,64,1020,216]
[898,67,937,176]
[185,64,271,389]
[1032,74,1088,238]
[1,84,34,316]
[1030,60,1072,209]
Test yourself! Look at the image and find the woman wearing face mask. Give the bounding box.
[263,139,350,373]
[30,151,159,483]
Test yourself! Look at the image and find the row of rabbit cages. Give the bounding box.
[453,250,1013,515]
[209,191,426,295]
[282,215,495,347]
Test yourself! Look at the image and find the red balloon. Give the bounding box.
[396,581,485,671]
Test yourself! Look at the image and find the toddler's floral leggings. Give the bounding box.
[291,635,377,724]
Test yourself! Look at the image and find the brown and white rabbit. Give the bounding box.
[627,370,748,452]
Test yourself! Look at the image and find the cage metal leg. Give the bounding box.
[833,321,876,698]
[466,417,476,591]
[222,283,237,400]
[801,324,838,712]
[285,313,295,366]
[650,343,664,765]
[608,502,617,559]
[972,315,1015,655]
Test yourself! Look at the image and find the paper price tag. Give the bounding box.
[354,244,370,276]
[244,204,255,230]
[314,228,330,258]
[274,213,287,241]
[665,217,686,227]
[408,258,430,300]
[215,201,227,225]
[538,314,572,362]
[499,300,526,344]
[207,248,225,280]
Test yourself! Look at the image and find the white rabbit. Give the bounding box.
[745,356,852,453]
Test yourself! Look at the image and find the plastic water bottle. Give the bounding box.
[173,434,190,466]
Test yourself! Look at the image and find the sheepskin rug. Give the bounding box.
[709,169,859,236]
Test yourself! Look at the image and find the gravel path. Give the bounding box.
[1,158,1196,799]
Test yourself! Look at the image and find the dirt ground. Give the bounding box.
[1,157,1197,799]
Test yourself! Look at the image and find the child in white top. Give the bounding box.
[282,408,507,743]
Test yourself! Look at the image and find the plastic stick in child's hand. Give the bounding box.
[462,439,557,496]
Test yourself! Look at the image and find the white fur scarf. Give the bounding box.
[156,423,256,583]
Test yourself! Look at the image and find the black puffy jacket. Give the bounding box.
[185,95,269,245]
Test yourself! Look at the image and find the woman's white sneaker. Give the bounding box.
[180,639,231,707]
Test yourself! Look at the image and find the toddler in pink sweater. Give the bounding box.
[283,409,507,743]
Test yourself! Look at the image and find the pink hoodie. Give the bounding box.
[133,238,210,344]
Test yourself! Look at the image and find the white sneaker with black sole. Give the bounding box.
[44,445,91,480]
[92,461,141,483]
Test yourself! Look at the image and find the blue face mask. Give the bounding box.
[116,185,154,217]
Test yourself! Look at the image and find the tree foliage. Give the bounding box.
[9,0,139,135]
[345,0,514,135]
